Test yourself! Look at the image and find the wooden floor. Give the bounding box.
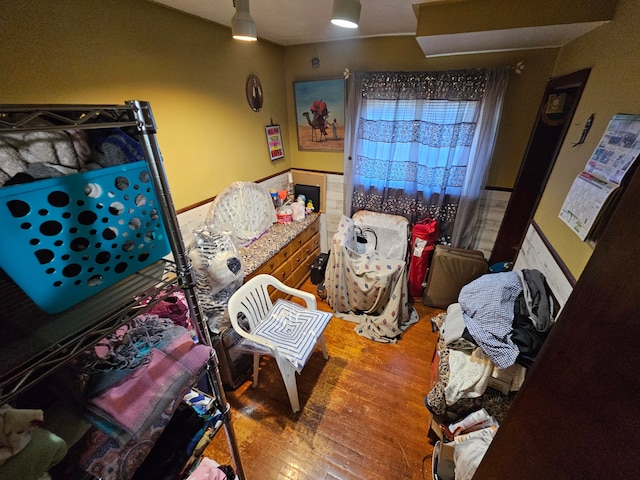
[204,279,444,480]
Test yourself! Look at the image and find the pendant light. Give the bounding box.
[232,0,257,41]
[331,0,361,29]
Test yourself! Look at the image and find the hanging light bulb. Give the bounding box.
[232,0,257,41]
[331,0,361,29]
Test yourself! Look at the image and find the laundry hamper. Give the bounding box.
[0,161,171,313]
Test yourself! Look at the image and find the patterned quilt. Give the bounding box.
[325,215,417,343]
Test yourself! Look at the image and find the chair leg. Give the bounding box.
[275,357,300,413]
[252,353,260,388]
[319,333,328,360]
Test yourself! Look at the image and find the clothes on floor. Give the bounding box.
[515,269,554,332]
[445,348,495,405]
[459,271,523,369]
[440,303,476,351]
[425,267,555,418]
[453,426,498,480]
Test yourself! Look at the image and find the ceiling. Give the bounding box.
[148,0,613,55]
[148,0,423,46]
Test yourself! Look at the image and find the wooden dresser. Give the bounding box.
[242,213,320,293]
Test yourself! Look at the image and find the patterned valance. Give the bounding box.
[361,69,488,101]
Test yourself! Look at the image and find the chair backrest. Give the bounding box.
[228,275,275,333]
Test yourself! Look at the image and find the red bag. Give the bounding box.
[408,218,439,299]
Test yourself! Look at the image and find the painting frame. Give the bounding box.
[265,124,284,161]
[294,78,345,152]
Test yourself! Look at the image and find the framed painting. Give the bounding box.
[294,78,345,152]
[265,124,284,161]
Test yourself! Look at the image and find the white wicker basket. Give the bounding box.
[208,181,276,246]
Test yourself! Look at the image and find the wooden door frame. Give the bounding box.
[489,68,591,265]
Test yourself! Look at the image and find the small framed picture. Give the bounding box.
[265,124,284,161]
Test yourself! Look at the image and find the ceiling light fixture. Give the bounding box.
[232,0,257,42]
[331,0,361,29]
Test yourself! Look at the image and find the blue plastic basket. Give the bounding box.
[0,161,171,313]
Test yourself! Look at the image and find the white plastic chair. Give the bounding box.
[227,274,331,412]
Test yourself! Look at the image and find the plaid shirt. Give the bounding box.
[459,271,523,369]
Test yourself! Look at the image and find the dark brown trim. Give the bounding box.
[484,185,513,192]
[530,220,576,286]
[176,197,215,215]
[293,168,343,176]
[489,68,591,265]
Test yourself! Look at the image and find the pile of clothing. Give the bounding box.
[0,120,145,187]
[426,269,555,416]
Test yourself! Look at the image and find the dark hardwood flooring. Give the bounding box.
[204,279,443,480]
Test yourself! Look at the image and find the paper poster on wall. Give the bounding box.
[560,114,640,240]
[265,124,284,161]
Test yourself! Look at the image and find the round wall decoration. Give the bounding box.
[246,74,263,112]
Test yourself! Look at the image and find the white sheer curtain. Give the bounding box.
[343,68,508,247]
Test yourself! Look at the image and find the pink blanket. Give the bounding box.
[88,331,211,440]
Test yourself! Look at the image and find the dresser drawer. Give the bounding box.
[288,217,319,252]
[246,242,289,278]
[291,244,320,288]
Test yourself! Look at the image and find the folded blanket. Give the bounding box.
[86,331,211,441]
[1,126,145,186]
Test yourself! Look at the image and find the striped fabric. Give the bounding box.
[251,299,331,373]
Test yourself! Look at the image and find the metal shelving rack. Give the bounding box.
[0,101,245,479]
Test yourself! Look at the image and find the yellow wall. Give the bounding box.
[534,0,640,278]
[5,0,631,280]
[284,37,558,187]
[0,0,289,210]
[0,0,556,204]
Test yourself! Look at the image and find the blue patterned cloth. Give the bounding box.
[459,272,523,369]
[249,299,331,373]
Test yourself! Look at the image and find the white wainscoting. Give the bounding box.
[177,178,513,268]
[514,224,574,310]
[323,173,345,252]
[472,189,511,260]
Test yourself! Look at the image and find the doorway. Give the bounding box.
[489,68,591,265]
